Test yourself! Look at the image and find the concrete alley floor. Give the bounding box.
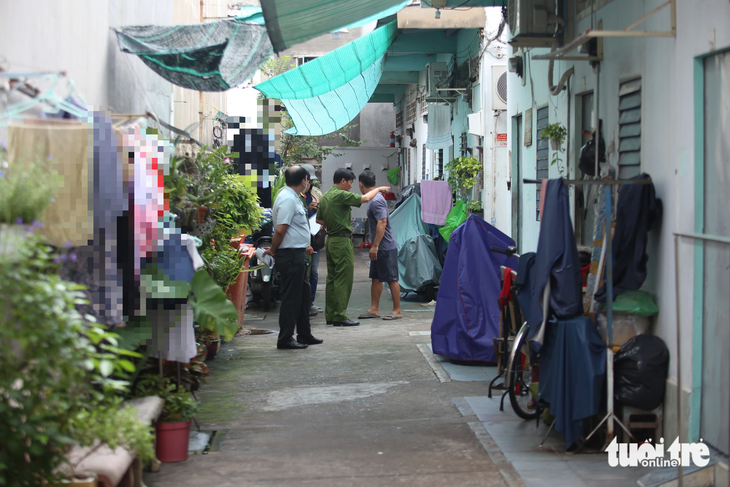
[145,247,520,487]
[145,246,648,487]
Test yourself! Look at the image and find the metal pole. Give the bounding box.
[673,234,684,487]
[605,185,614,439]
[594,64,600,178]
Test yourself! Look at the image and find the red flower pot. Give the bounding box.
[155,420,191,463]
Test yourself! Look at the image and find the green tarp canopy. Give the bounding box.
[254,21,397,136]
[115,20,273,92]
[261,0,407,53]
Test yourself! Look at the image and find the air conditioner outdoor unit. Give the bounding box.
[507,0,558,47]
[426,62,449,98]
[492,66,507,110]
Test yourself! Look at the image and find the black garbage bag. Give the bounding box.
[614,334,669,410]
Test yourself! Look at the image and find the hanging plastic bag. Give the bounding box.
[438,201,467,243]
[578,121,606,176]
[387,166,400,185]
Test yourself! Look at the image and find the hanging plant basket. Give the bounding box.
[550,139,561,151]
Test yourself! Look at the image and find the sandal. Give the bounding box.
[358,311,380,319]
[382,313,402,321]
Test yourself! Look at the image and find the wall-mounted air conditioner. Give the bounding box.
[426,62,449,98]
[507,0,560,47]
[492,66,507,110]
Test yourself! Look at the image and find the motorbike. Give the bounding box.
[247,214,281,310]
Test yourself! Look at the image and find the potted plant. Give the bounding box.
[164,146,232,234]
[133,375,199,463]
[0,232,154,486]
[444,156,482,203]
[203,330,221,360]
[541,123,568,175]
[541,123,567,151]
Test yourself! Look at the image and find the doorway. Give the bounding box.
[699,50,730,455]
[512,114,522,250]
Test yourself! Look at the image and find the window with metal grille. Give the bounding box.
[618,78,642,179]
[418,89,428,116]
[405,146,411,184]
[395,110,403,131]
[435,149,443,179]
[536,107,549,221]
[406,100,417,124]
[422,144,427,180]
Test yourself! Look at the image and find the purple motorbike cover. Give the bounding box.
[431,215,518,362]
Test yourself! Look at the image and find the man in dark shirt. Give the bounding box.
[317,168,389,326]
[358,171,401,321]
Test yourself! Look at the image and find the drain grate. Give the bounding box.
[202,430,216,455]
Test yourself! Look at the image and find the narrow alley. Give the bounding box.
[146,248,519,487]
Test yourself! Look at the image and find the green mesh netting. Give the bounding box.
[115,20,273,92]
[261,0,406,53]
[254,22,397,136]
[255,21,397,100]
[235,1,407,31]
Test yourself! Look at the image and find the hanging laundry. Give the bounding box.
[425,103,453,150]
[420,180,452,225]
[41,112,127,326]
[148,302,197,364]
[528,179,583,346]
[594,174,662,302]
[8,118,93,246]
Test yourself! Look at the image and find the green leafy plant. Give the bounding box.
[0,147,61,224]
[0,233,151,485]
[271,169,286,205]
[445,156,482,203]
[188,269,239,341]
[215,174,264,237]
[541,123,567,145]
[132,375,199,423]
[541,123,567,173]
[467,200,483,213]
[165,146,233,230]
[201,244,245,291]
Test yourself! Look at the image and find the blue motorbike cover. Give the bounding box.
[431,215,518,362]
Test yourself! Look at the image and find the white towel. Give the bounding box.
[425,103,453,150]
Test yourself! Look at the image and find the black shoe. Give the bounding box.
[326,321,334,325]
[277,339,308,350]
[309,308,318,317]
[332,319,360,327]
[297,336,323,345]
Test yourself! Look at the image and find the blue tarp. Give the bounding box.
[431,215,518,362]
[389,194,442,293]
[538,316,607,450]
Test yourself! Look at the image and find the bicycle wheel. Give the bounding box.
[508,326,539,420]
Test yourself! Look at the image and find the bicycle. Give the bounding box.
[490,245,540,421]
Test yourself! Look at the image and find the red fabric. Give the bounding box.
[498,267,515,311]
[581,263,591,282]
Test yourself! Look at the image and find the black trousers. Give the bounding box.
[276,248,313,343]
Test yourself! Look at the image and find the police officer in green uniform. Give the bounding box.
[317,168,390,326]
